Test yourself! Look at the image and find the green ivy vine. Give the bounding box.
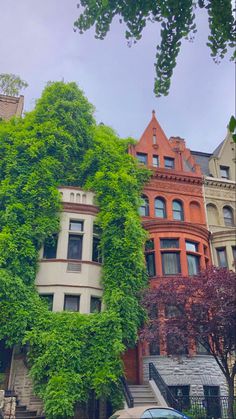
[0,82,150,418]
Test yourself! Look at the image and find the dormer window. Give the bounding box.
[220,165,230,179]
[136,152,147,165]
[164,157,175,169]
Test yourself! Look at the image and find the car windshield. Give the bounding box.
[141,408,186,418]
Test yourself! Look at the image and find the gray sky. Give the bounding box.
[1,0,235,152]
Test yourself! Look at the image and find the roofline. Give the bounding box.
[191,150,212,157]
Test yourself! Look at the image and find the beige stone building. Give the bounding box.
[192,131,236,271]
[0,94,24,120]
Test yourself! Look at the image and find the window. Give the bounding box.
[92,236,102,263]
[40,294,54,311]
[69,220,84,231]
[167,334,188,355]
[223,206,234,226]
[216,247,228,267]
[136,152,147,165]
[43,235,58,259]
[168,386,190,410]
[90,296,102,313]
[164,157,175,169]
[196,340,209,355]
[162,252,181,275]
[172,200,184,221]
[149,340,160,355]
[165,305,182,318]
[187,254,200,275]
[220,165,229,179]
[145,239,155,251]
[145,253,156,277]
[186,241,198,252]
[64,295,80,312]
[161,239,181,275]
[152,128,157,144]
[139,195,149,216]
[152,155,159,167]
[155,198,166,218]
[145,239,156,277]
[67,234,83,259]
[160,239,179,248]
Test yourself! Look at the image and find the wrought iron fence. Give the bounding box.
[176,395,236,419]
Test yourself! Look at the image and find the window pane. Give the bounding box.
[137,153,147,165]
[64,295,80,311]
[155,198,166,218]
[145,239,154,251]
[232,246,236,260]
[139,196,149,216]
[90,297,101,313]
[173,201,184,221]
[167,334,188,355]
[43,235,58,259]
[146,252,156,277]
[165,305,182,318]
[40,294,53,311]
[220,165,229,179]
[168,386,190,410]
[153,155,159,167]
[187,254,200,275]
[223,207,233,226]
[160,239,179,248]
[92,236,102,263]
[186,241,198,252]
[67,234,83,259]
[216,248,228,267]
[69,220,84,231]
[149,341,160,355]
[164,157,175,169]
[162,252,181,275]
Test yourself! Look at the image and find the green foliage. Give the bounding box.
[74,0,235,97]
[0,73,28,96]
[0,82,150,417]
[229,115,236,143]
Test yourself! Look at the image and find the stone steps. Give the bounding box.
[129,384,158,407]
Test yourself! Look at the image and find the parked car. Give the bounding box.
[109,405,190,419]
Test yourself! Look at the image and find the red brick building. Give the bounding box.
[124,112,227,400]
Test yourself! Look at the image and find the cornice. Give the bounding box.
[211,228,236,240]
[142,219,210,240]
[151,168,203,185]
[62,202,99,216]
[205,177,236,189]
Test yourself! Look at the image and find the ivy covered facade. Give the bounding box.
[0,84,235,419]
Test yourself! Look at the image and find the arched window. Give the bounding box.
[172,200,184,221]
[155,197,166,218]
[70,192,75,202]
[223,206,234,226]
[139,195,149,216]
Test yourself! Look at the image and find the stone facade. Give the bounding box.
[0,94,24,120]
[143,356,228,396]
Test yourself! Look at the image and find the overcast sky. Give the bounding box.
[1,0,234,152]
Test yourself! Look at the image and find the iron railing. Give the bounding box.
[176,395,236,419]
[120,377,134,408]
[149,362,180,410]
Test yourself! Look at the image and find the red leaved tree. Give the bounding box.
[141,267,236,419]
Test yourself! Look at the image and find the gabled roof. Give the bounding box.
[212,140,224,157]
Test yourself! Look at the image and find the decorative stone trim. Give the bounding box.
[62,202,99,215]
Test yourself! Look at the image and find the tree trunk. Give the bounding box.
[227,377,235,419]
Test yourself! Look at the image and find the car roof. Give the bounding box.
[112,405,176,418]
